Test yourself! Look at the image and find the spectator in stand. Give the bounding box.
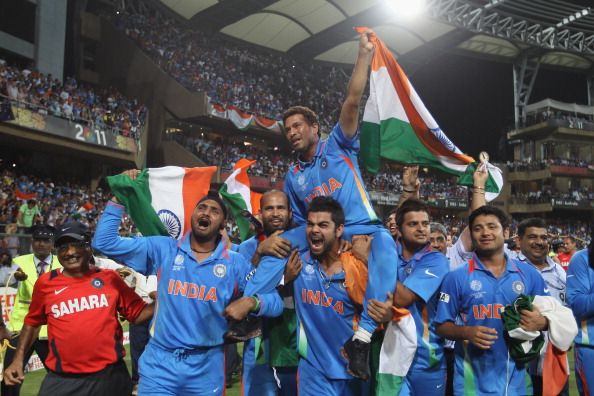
[16,200,40,234]
[0,61,147,141]
[0,248,17,287]
[557,236,578,271]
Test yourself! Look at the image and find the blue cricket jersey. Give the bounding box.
[567,249,594,347]
[396,242,449,371]
[292,251,359,380]
[434,254,548,396]
[284,123,378,226]
[93,202,282,350]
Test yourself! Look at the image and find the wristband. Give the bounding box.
[250,296,260,313]
[472,185,485,190]
[403,188,417,193]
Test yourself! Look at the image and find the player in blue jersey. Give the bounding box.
[566,240,594,396]
[435,206,550,396]
[92,182,283,396]
[235,190,298,396]
[375,198,449,395]
[242,28,398,380]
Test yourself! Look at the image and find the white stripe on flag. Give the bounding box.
[147,167,186,234]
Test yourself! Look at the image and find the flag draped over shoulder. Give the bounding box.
[219,159,260,241]
[107,166,217,238]
[357,28,502,200]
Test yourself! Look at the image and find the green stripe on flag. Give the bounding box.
[463,344,478,396]
[107,170,168,236]
[375,373,405,396]
[362,118,463,176]
[219,183,253,241]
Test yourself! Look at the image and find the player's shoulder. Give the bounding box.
[513,259,543,278]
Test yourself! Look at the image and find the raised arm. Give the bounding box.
[459,164,489,251]
[339,29,374,139]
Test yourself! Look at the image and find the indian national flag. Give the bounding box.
[219,159,260,241]
[107,166,217,238]
[358,28,502,200]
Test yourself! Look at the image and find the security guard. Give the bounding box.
[2,224,61,396]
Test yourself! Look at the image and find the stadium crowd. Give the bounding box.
[0,60,147,140]
[510,187,594,205]
[507,158,594,171]
[107,6,348,133]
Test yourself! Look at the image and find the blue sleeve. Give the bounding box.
[434,271,461,325]
[403,253,449,304]
[255,291,284,318]
[328,122,359,152]
[567,250,594,321]
[237,238,257,262]
[92,201,171,275]
[233,252,253,295]
[244,255,288,295]
[230,243,240,253]
[283,172,306,226]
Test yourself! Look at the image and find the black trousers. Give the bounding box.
[1,335,49,396]
[38,360,132,396]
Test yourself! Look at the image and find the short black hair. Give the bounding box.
[307,196,344,227]
[518,218,546,237]
[468,205,509,230]
[282,106,321,137]
[396,198,429,227]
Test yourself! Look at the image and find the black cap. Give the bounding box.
[55,221,90,244]
[196,191,228,219]
[31,224,56,240]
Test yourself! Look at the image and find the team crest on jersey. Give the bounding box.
[321,159,328,169]
[305,264,315,274]
[173,254,185,271]
[405,267,413,275]
[512,281,525,294]
[297,175,305,186]
[213,264,227,278]
[470,280,482,291]
[91,278,104,289]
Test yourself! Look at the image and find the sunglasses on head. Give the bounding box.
[56,241,89,253]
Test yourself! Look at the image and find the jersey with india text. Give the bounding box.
[25,267,146,374]
[435,255,548,396]
[284,123,377,226]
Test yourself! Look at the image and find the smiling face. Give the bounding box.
[56,237,92,277]
[520,226,549,265]
[470,214,505,257]
[306,211,343,258]
[191,199,226,242]
[284,114,319,155]
[385,213,398,238]
[260,192,291,235]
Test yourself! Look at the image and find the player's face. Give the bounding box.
[520,227,549,264]
[284,114,319,153]
[32,238,53,259]
[261,192,291,234]
[306,211,344,257]
[563,237,576,253]
[56,238,92,276]
[191,200,225,241]
[470,214,505,256]
[385,213,398,238]
[446,234,453,247]
[429,231,447,255]
[399,211,430,247]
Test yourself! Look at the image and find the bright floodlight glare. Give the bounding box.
[386,0,426,18]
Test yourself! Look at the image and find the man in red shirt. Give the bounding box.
[3,221,154,396]
[557,236,578,271]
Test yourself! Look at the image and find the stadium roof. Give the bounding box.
[158,0,594,71]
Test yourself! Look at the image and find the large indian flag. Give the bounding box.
[358,28,502,199]
[219,159,261,241]
[107,166,217,238]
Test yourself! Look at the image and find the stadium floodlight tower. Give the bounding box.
[426,0,594,128]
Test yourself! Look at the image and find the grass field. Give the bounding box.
[19,347,580,396]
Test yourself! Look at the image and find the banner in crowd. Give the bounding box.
[208,101,283,134]
[108,166,217,239]
[357,28,502,200]
[5,105,138,153]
